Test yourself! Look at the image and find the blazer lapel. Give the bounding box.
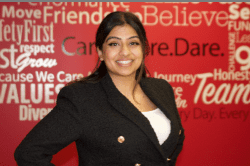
[100,73,166,158]
[140,77,181,157]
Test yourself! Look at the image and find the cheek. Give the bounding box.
[104,49,118,60]
[133,48,143,58]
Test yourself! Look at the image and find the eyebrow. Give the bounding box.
[105,36,139,42]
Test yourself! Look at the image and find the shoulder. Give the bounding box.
[141,77,173,91]
[58,81,103,100]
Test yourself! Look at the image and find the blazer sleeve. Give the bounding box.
[163,79,185,165]
[14,85,83,166]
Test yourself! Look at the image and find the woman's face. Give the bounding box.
[97,24,143,79]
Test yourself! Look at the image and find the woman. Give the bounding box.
[14,11,184,166]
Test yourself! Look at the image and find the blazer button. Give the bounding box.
[179,129,182,135]
[167,158,171,161]
[135,164,141,166]
[117,136,125,143]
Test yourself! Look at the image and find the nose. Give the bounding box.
[120,44,130,57]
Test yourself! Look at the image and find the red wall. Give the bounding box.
[1,2,250,166]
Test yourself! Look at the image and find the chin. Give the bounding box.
[112,71,137,78]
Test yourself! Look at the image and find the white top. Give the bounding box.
[141,108,171,145]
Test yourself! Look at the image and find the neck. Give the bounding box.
[108,72,139,98]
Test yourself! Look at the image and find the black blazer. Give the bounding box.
[14,73,185,166]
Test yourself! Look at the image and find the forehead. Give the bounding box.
[107,24,138,38]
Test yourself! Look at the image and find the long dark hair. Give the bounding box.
[68,11,150,92]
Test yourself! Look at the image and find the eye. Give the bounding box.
[130,42,140,46]
[108,43,118,46]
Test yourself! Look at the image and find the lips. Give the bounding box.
[116,60,133,64]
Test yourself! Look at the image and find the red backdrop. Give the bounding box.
[1,2,250,166]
